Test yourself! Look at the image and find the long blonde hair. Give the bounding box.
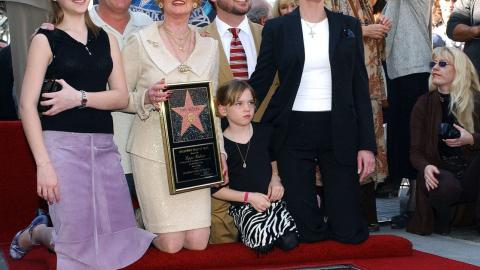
[50,0,100,36]
[429,47,480,132]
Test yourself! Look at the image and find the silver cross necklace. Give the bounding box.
[304,20,319,38]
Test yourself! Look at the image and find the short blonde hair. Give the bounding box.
[272,0,297,18]
[429,46,480,132]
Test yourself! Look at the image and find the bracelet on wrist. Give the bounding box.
[243,192,249,204]
[79,90,87,109]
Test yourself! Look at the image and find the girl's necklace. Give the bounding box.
[235,140,251,169]
[230,125,252,169]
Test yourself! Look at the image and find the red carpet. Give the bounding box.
[0,121,41,244]
[125,235,412,269]
[2,122,479,270]
[2,234,409,270]
[353,250,480,270]
[1,236,479,270]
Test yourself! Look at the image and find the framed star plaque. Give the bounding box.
[159,81,224,194]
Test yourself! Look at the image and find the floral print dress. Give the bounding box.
[326,0,388,184]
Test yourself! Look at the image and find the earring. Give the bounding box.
[158,2,163,8]
[193,2,198,8]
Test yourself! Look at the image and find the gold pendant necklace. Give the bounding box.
[233,126,252,168]
[235,140,251,168]
[161,26,193,73]
[162,25,191,52]
[163,25,191,40]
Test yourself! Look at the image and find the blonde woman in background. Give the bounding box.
[407,47,480,235]
[272,0,297,17]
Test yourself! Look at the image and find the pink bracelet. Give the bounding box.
[243,192,249,204]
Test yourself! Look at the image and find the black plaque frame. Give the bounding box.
[159,81,224,194]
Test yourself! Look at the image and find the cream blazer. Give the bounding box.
[122,22,222,163]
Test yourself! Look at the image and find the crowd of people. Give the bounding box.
[1,0,479,269]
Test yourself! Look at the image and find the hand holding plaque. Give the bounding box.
[158,81,224,194]
[146,79,171,109]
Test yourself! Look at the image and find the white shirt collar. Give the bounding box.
[89,5,148,32]
[215,16,252,38]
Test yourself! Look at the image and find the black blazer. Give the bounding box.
[249,8,376,165]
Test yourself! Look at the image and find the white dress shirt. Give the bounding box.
[89,5,153,49]
[215,17,257,78]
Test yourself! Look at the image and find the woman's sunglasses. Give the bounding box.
[429,60,450,68]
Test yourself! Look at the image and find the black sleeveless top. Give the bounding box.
[212,124,273,206]
[37,28,113,134]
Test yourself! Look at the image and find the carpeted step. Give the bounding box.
[125,235,412,270]
[1,234,412,270]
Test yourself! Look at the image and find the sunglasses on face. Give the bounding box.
[429,60,450,68]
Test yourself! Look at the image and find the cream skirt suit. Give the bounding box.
[122,22,221,233]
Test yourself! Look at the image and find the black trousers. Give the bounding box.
[386,72,430,185]
[277,111,368,244]
[425,154,480,227]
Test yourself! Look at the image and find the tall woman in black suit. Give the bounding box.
[249,0,376,244]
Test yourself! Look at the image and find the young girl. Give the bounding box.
[10,0,155,268]
[213,80,299,252]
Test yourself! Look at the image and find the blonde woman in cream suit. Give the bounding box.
[122,0,225,254]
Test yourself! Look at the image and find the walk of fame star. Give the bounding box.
[171,90,207,136]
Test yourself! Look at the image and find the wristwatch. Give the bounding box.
[79,90,88,109]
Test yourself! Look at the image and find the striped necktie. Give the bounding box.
[228,28,248,80]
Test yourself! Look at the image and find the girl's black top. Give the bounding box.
[37,28,113,134]
[213,123,273,206]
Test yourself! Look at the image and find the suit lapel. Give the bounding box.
[326,9,343,66]
[249,21,262,53]
[204,22,234,83]
[139,22,179,74]
[289,9,305,66]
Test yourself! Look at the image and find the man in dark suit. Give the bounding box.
[249,1,375,243]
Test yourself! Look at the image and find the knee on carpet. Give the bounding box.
[153,237,183,254]
[276,231,299,251]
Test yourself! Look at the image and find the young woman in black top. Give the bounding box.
[10,0,155,268]
[213,80,298,252]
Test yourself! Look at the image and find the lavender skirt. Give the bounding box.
[44,131,155,269]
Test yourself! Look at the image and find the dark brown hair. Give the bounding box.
[50,0,100,36]
[216,80,257,115]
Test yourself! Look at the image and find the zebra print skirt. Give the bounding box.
[229,200,298,250]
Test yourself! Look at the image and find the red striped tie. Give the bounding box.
[229,28,248,80]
